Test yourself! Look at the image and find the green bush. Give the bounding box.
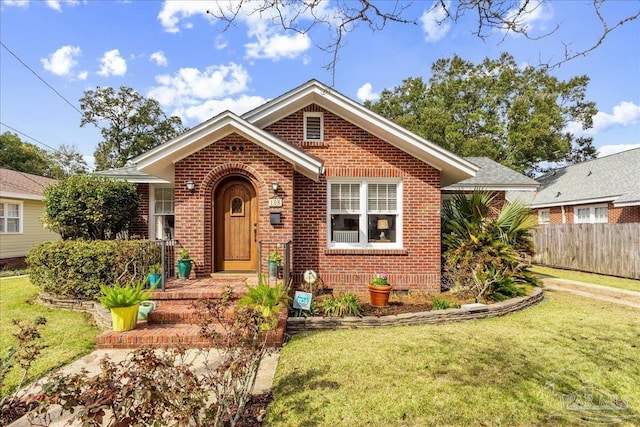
[321,293,363,317]
[43,174,139,240]
[431,296,459,310]
[27,240,160,300]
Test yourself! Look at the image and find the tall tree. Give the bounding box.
[0,131,63,178]
[80,86,185,171]
[366,53,598,175]
[51,144,88,176]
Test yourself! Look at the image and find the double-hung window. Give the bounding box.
[574,203,608,224]
[538,209,550,225]
[0,200,22,234]
[152,187,175,240]
[328,180,402,248]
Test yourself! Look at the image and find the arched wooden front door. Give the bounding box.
[214,178,258,272]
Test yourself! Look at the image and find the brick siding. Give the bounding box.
[535,202,640,224]
[133,104,444,294]
[130,183,149,238]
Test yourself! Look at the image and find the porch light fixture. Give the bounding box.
[271,182,279,196]
[185,180,196,194]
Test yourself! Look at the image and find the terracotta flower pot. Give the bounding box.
[368,284,392,307]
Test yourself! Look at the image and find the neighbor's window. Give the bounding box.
[574,203,608,224]
[0,200,22,234]
[153,187,175,240]
[328,180,402,248]
[538,209,550,225]
[304,112,323,141]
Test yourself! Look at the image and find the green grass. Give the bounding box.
[1,276,99,396]
[267,293,640,426]
[529,265,640,293]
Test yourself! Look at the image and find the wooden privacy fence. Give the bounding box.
[531,224,640,279]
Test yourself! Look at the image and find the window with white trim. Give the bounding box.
[328,180,402,248]
[574,203,608,224]
[152,187,175,240]
[304,112,323,141]
[538,209,550,225]
[0,200,22,234]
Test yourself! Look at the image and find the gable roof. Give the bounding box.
[242,80,477,186]
[442,157,539,191]
[133,111,325,182]
[525,148,640,208]
[0,168,57,200]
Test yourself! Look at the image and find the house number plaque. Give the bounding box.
[268,198,283,208]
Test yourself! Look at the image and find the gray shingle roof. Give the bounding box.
[95,165,171,183]
[525,148,640,207]
[0,168,57,199]
[443,157,539,190]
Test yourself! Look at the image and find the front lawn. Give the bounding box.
[0,276,99,396]
[267,292,640,426]
[529,265,640,293]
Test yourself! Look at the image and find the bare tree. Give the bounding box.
[206,0,640,82]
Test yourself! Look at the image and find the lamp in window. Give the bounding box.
[185,180,196,194]
[271,182,279,196]
[376,218,389,240]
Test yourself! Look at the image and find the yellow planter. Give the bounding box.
[110,305,140,331]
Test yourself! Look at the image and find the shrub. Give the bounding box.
[321,293,363,317]
[431,296,459,310]
[43,174,139,240]
[32,291,272,427]
[238,278,291,330]
[441,190,540,302]
[27,240,160,300]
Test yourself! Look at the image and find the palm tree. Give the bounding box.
[442,190,539,302]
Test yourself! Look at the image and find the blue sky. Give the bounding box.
[1,0,639,171]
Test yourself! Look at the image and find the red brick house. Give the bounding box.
[509,148,640,225]
[100,80,482,294]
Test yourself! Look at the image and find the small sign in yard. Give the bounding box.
[293,291,312,310]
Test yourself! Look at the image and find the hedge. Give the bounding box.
[27,240,161,300]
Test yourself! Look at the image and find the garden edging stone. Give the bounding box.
[287,287,544,333]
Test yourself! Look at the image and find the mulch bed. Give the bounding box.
[361,301,434,316]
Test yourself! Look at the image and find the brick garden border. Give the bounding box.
[38,293,112,329]
[286,287,544,333]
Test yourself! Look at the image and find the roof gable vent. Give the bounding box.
[304,112,323,141]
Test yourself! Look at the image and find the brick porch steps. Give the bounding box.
[96,277,243,350]
[96,275,285,349]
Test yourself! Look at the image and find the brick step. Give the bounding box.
[147,306,238,324]
[96,322,217,349]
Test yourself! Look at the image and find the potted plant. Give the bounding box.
[177,248,193,279]
[99,281,151,331]
[267,249,282,279]
[148,263,162,289]
[368,272,392,307]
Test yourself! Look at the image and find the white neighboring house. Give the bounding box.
[0,168,60,269]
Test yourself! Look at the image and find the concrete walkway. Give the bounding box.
[542,277,640,309]
[10,349,279,427]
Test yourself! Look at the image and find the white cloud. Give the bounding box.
[77,70,88,80]
[175,95,267,122]
[157,0,209,33]
[567,101,640,135]
[420,1,451,42]
[149,63,250,106]
[147,62,267,123]
[214,35,228,50]
[502,0,553,35]
[598,143,640,157]
[97,49,127,77]
[150,51,168,67]
[158,1,312,61]
[46,0,79,12]
[245,30,310,60]
[2,0,30,7]
[356,83,379,102]
[41,45,82,78]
